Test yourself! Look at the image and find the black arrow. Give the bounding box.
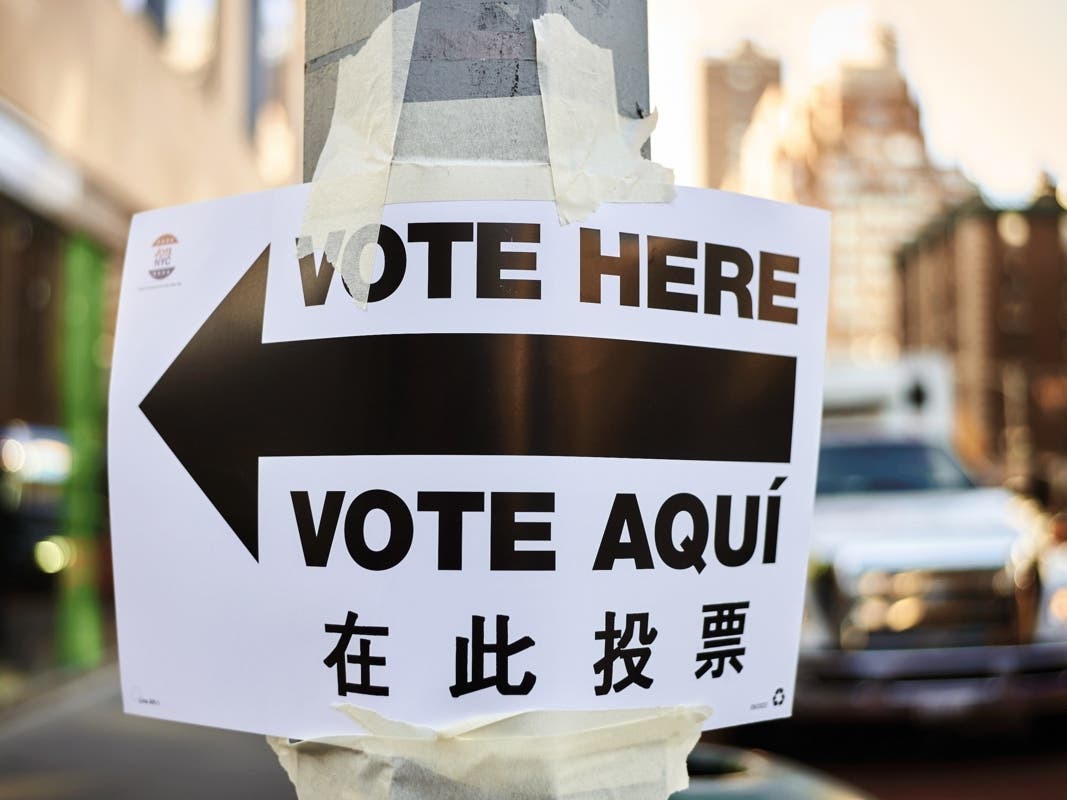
[140,245,797,561]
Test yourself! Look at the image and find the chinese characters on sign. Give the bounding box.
[324,604,750,698]
[323,611,389,696]
[451,615,537,697]
[595,611,657,695]
[696,602,749,679]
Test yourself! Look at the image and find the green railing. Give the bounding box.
[56,233,105,669]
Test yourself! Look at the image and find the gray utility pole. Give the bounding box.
[304,0,650,180]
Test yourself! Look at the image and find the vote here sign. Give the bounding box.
[108,186,829,738]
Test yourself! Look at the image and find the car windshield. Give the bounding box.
[816,441,974,495]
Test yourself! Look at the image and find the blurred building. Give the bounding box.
[0,0,303,424]
[0,0,303,672]
[720,27,973,359]
[703,40,780,190]
[897,177,1067,491]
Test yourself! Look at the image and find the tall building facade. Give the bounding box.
[0,0,304,672]
[703,41,780,189]
[725,28,973,358]
[0,0,304,425]
[897,179,1067,486]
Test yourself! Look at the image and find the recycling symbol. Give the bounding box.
[772,688,785,706]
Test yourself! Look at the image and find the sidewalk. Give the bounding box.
[0,663,294,800]
[0,592,113,719]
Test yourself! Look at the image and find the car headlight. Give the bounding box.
[1049,588,1067,625]
[1036,547,1067,639]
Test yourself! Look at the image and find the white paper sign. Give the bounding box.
[109,186,829,738]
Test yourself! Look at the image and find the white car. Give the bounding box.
[796,430,1067,720]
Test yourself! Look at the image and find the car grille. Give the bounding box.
[820,567,1037,650]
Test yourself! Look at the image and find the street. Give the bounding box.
[728,714,1067,800]
[0,666,293,800]
[4,664,1067,799]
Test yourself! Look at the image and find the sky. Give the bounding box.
[647,0,1067,205]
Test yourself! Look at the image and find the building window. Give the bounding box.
[122,0,221,74]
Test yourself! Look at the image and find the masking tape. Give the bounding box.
[385,16,674,210]
[297,2,420,305]
[386,160,554,203]
[301,8,675,263]
[269,705,710,800]
[386,94,554,202]
[532,13,675,224]
[394,95,549,163]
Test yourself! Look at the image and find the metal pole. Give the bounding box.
[303,0,650,180]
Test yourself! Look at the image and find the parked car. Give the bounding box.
[0,421,71,591]
[796,427,1067,720]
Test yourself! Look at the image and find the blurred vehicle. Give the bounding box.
[796,357,1067,720]
[672,743,873,799]
[0,421,72,592]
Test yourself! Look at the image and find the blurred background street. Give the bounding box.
[2,0,1067,797]
[0,666,293,800]
[2,664,1067,799]
[726,716,1067,800]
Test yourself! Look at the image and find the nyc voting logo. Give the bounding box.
[140,233,183,291]
[150,233,178,280]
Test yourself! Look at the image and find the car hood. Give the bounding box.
[811,487,1027,576]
